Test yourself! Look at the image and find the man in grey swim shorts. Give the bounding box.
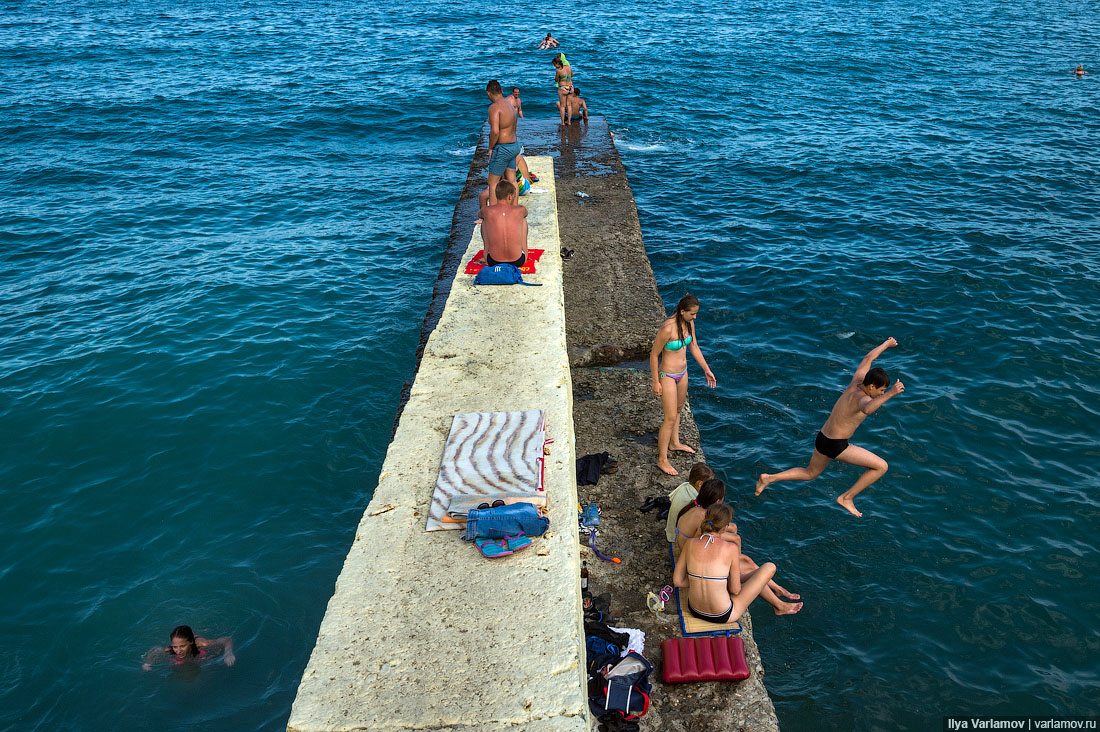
[485,79,522,205]
[754,337,906,518]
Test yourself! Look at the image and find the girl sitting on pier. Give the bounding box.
[673,504,782,624]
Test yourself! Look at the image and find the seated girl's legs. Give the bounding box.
[657,374,681,475]
[730,562,776,621]
[740,554,800,600]
[745,572,803,615]
[669,373,695,454]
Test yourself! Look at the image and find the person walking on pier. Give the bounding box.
[754,337,906,517]
[649,294,716,476]
[484,79,521,206]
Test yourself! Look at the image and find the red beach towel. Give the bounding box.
[464,249,544,275]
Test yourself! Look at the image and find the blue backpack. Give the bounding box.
[473,263,541,286]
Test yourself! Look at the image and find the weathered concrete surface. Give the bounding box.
[514,119,666,368]
[288,157,587,732]
[554,121,782,731]
[572,369,780,732]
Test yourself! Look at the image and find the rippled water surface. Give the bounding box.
[2,0,1098,730]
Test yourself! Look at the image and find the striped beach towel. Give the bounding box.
[426,410,548,531]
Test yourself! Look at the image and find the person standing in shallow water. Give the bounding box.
[142,625,235,670]
[755,337,906,517]
[649,294,716,476]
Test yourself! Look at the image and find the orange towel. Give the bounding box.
[464,248,544,275]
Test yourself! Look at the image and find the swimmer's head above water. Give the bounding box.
[170,625,200,659]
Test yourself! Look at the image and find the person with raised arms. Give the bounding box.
[755,337,906,517]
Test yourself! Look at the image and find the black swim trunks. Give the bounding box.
[815,431,849,460]
[486,252,526,268]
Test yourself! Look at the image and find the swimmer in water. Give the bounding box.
[142,625,235,670]
[1073,64,1088,75]
[755,338,906,517]
[537,32,560,50]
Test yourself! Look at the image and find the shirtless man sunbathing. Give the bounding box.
[755,337,906,517]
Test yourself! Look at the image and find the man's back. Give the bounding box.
[480,201,527,262]
[489,98,517,143]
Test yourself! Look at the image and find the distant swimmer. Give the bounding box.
[537,32,560,50]
[755,337,906,517]
[1073,64,1088,75]
[142,625,235,670]
[552,53,574,126]
[484,79,521,206]
[508,86,524,119]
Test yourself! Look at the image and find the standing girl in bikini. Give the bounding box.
[649,294,716,476]
[551,54,573,126]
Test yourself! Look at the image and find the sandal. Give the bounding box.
[504,533,532,552]
[474,537,513,559]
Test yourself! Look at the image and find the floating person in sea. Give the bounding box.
[673,480,803,615]
[674,503,787,625]
[558,86,588,124]
[142,625,235,671]
[649,294,717,476]
[755,337,906,517]
[551,53,574,126]
[508,86,524,119]
[537,32,560,50]
[1073,64,1088,76]
[484,79,522,206]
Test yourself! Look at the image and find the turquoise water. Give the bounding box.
[1,0,1097,730]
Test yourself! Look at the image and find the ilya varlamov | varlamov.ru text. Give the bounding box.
[945,719,1098,731]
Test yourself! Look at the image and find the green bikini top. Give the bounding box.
[665,334,693,351]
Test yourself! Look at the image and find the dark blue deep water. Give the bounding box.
[1,1,1097,730]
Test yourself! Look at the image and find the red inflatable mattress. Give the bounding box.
[660,636,751,683]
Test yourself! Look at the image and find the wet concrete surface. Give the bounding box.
[554,120,780,731]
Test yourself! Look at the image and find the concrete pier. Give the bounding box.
[288,152,587,732]
[289,118,780,732]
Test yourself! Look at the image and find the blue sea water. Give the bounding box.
[1,0,1097,730]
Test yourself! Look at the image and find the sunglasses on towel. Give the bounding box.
[476,500,507,510]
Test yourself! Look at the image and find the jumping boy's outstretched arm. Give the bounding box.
[852,337,898,383]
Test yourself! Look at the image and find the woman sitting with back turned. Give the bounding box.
[674,504,781,624]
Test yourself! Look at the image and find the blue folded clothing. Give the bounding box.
[463,502,550,541]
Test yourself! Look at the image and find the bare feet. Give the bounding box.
[657,461,678,476]
[772,583,800,601]
[773,601,804,616]
[837,495,863,517]
[754,473,772,496]
[669,443,696,454]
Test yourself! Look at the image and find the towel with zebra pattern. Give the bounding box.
[427,409,548,531]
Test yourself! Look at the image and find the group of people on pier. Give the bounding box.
[652,295,905,624]
[475,35,588,268]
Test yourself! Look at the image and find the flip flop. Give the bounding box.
[504,533,532,552]
[529,173,540,182]
[474,537,513,559]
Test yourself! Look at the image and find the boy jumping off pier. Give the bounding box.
[754,337,905,517]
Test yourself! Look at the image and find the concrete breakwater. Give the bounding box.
[288,118,779,731]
